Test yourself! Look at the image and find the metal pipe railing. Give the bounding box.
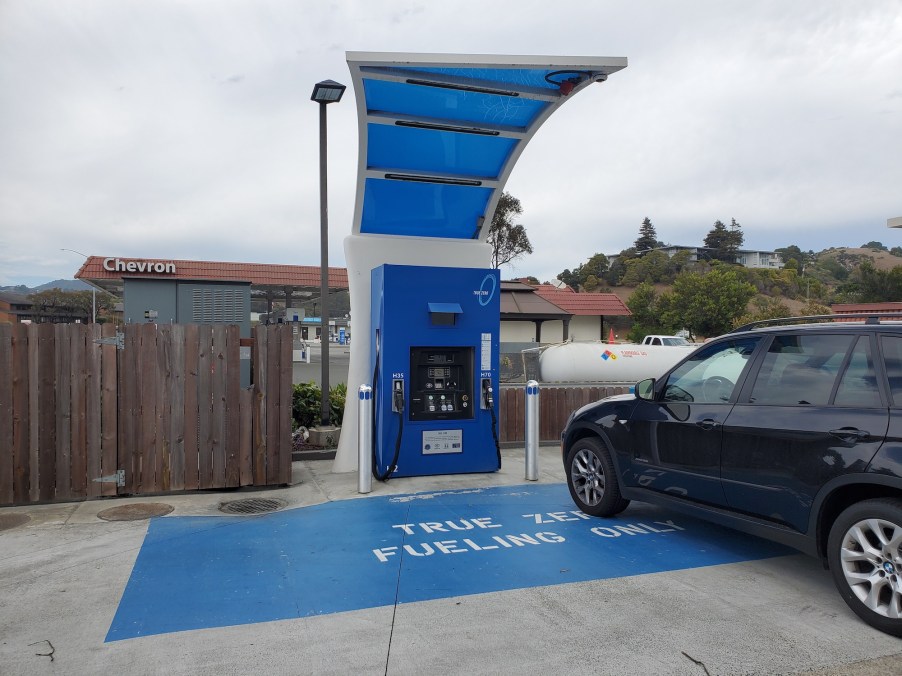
[357,385,373,493]
[525,380,539,481]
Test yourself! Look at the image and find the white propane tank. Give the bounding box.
[538,341,694,383]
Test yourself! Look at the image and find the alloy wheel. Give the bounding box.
[571,448,606,507]
[838,517,902,619]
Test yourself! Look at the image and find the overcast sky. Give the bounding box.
[1,1,900,288]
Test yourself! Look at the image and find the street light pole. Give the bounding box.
[60,248,95,323]
[311,79,346,427]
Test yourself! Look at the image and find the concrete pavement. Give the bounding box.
[1,447,900,675]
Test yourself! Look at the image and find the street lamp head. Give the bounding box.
[311,79,346,103]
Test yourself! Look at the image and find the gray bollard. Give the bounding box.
[525,380,539,481]
[358,384,373,494]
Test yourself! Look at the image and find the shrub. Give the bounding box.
[292,381,347,429]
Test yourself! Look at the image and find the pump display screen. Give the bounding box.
[409,347,474,421]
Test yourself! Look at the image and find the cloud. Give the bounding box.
[0,0,900,287]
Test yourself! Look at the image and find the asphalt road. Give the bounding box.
[292,343,350,386]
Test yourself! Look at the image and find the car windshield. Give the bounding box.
[662,337,759,403]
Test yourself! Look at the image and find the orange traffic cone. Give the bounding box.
[608,328,616,343]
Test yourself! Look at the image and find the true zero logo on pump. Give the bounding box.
[474,274,497,306]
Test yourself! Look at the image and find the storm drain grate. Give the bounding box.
[0,513,31,532]
[219,498,286,515]
[97,503,174,521]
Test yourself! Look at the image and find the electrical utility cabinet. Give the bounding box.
[371,264,501,478]
[122,278,252,386]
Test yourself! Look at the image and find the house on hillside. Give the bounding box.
[608,245,783,269]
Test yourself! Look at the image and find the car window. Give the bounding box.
[880,334,902,406]
[662,337,689,346]
[662,337,758,403]
[834,336,881,407]
[749,334,853,406]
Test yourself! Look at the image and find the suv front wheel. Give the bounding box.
[565,437,629,517]
[827,498,902,636]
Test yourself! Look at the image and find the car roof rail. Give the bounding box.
[732,313,901,332]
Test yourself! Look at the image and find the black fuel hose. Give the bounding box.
[371,335,402,482]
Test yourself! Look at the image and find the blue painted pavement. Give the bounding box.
[106,483,791,641]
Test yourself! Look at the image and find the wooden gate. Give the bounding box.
[0,323,293,507]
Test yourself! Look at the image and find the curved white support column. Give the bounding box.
[332,234,492,473]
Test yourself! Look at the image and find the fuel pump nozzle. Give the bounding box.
[481,377,501,470]
[392,379,405,413]
[481,378,494,409]
[374,379,405,483]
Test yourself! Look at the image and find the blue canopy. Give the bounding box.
[346,53,627,241]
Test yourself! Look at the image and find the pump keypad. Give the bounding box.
[410,347,475,421]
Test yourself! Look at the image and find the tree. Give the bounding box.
[817,257,849,282]
[776,245,807,268]
[733,296,792,328]
[669,249,694,274]
[556,253,608,291]
[634,217,658,253]
[862,241,888,251]
[620,250,672,286]
[727,218,744,255]
[844,261,902,302]
[583,275,601,292]
[660,267,756,339]
[703,220,729,260]
[626,282,671,341]
[28,289,117,323]
[557,268,581,291]
[800,300,831,316]
[703,219,744,263]
[582,252,609,281]
[604,247,637,286]
[488,192,533,268]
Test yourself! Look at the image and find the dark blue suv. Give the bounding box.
[561,315,902,637]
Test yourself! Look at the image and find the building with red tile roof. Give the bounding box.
[498,281,631,343]
[832,302,902,320]
[529,283,630,341]
[500,281,573,342]
[74,256,349,317]
[76,256,347,298]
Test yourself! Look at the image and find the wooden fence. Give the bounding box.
[498,384,630,445]
[0,323,293,507]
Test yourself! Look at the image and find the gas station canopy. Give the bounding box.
[346,52,627,241]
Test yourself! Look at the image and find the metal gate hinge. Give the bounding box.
[93,469,125,487]
[93,332,125,350]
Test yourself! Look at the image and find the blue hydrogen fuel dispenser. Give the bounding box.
[371,264,501,479]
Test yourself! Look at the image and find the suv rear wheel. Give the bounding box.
[827,498,902,636]
[565,437,629,517]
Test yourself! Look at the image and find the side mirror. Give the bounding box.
[636,378,656,401]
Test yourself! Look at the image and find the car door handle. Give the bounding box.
[696,419,721,431]
[829,428,870,442]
